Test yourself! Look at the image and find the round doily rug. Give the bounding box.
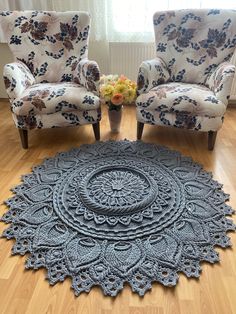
[1,140,235,296]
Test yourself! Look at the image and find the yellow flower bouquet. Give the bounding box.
[100,74,137,111]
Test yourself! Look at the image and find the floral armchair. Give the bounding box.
[1,11,101,148]
[136,9,236,150]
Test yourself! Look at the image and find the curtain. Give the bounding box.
[1,0,236,43]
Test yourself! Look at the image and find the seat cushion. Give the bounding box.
[136,82,226,117]
[11,82,100,115]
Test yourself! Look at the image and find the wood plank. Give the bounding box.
[0,101,235,314]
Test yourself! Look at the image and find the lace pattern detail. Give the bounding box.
[1,140,235,296]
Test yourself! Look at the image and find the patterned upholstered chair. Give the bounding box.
[1,11,101,148]
[136,9,236,150]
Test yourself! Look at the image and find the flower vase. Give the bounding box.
[108,107,122,133]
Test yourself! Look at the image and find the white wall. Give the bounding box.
[0,43,13,98]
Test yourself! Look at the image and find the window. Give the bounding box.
[108,0,236,42]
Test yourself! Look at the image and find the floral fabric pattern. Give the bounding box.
[153,9,236,84]
[205,62,235,104]
[136,9,236,133]
[3,61,35,99]
[136,107,224,132]
[11,82,100,116]
[1,11,101,129]
[1,11,92,83]
[137,82,226,117]
[12,109,101,130]
[75,59,100,94]
[137,58,170,95]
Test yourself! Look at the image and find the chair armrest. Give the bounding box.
[74,59,100,95]
[137,57,170,95]
[205,62,235,105]
[3,61,35,99]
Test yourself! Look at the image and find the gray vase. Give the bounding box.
[108,108,122,133]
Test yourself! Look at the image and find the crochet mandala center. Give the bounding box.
[53,158,185,240]
[80,165,157,215]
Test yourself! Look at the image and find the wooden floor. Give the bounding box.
[0,101,236,314]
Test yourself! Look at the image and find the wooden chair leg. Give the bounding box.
[208,131,217,150]
[92,122,100,141]
[137,122,144,140]
[18,129,28,149]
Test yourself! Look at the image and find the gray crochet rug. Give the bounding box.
[1,140,235,297]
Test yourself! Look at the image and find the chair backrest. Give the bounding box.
[1,11,90,83]
[153,9,236,84]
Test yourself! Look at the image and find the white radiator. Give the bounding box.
[109,42,155,81]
